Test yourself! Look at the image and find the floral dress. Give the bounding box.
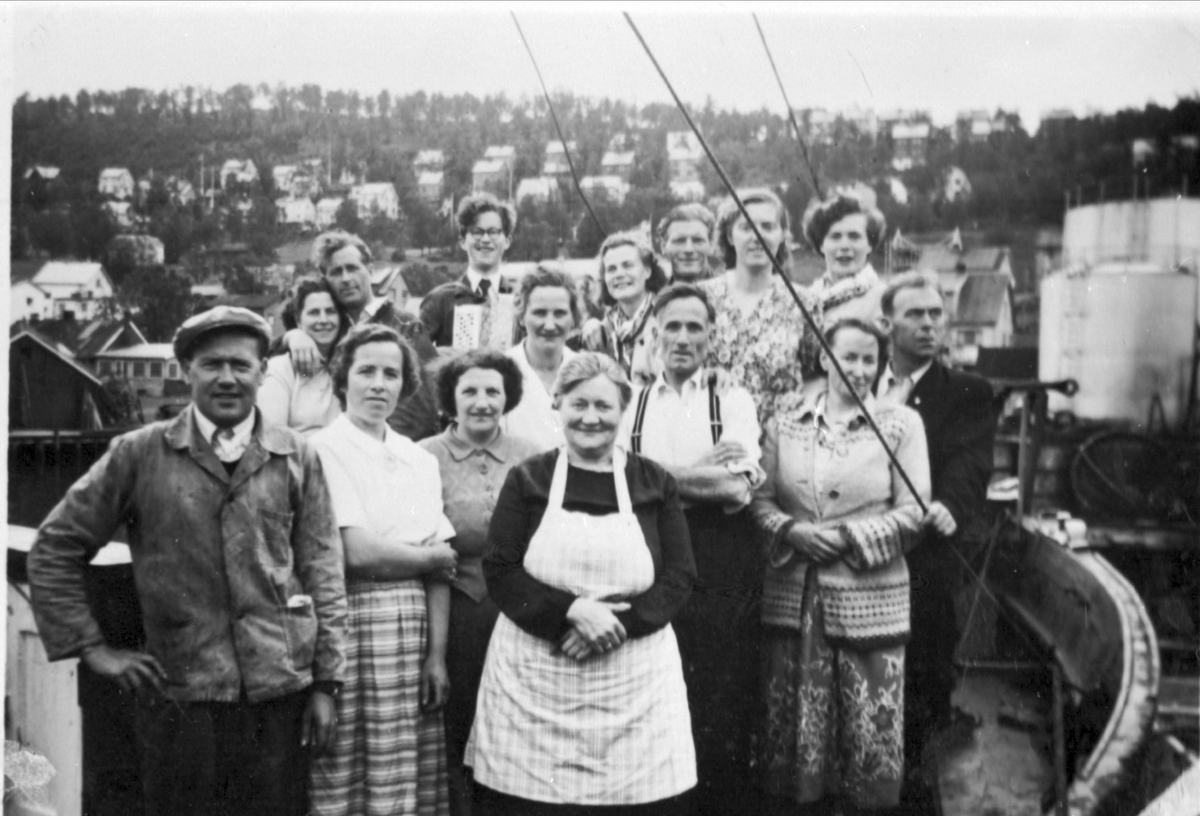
[702,272,820,427]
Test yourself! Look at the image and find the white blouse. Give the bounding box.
[257,355,341,438]
[311,414,455,546]
[500,340,578,454]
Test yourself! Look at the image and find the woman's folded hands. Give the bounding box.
[560,598,632,660]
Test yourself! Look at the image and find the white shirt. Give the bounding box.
[192,405,256,463]
[501,341,577,454]
[358,296,391,325]
[875,360,933,402]
[466,267,503,297]
[617,369,765,510]
[311,413,455,545]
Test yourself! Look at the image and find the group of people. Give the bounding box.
[28,187,995,816]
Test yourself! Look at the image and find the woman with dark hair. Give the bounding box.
[467,352,697,816]
[701,187,820,425]
[418,350,540,816]
[584,231,670,386]
[751,318,930,816]
[258,278,349,435]
[501,265,581,452]
[799,190,889,378]
[309,324,456,816]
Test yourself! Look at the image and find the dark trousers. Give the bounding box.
[901,544,960,814]
[446,590,501,815]
[675,506,763,816]
[134,689,309,816]
[474,784,692,816]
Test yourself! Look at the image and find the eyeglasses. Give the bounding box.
[469,228,505,240]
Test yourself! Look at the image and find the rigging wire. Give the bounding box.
[623,11,927,515]
[623,11,1055,659]
[752,13,824,201]
[511,12,608,240]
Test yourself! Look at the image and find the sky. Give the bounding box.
[5,1,1200,131]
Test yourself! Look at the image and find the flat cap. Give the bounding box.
[172,306,272,362]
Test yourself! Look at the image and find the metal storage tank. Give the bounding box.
[1040,267,1198,427]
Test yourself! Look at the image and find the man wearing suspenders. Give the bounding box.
[617,283,766,815]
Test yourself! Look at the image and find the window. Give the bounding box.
[133,362,146,377]
[98,361,111,375]
[960,330,977,345]
[150,362,163,378]
[168,363,179,379]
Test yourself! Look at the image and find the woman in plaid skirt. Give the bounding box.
[467,353,698,816]
[309,325,456,816]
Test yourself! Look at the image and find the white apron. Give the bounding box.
[466,448,696,805]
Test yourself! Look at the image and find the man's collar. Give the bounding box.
[653,366,706,395]
[466,268,502,293]
[192,405,256,450]
[883,359,933,389]
[442,425,515,462]
[358,296,389,324]
[167,405,297,455]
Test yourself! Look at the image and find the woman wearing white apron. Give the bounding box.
[467,352,698,816]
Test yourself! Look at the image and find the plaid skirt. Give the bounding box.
[762,569,905,810]
[310,580,449,816]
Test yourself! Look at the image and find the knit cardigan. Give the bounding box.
[750,387,931,649]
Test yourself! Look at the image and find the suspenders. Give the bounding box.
[629,380,723,455]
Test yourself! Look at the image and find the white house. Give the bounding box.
[316,197,345,229]
[891,122,931,171]
[10,280,55,324]
[472,159,509,197]
[167,176,196,207]
[669,179,706,202]
[31,261,115,321]
[484,145,516,170]
[543,141,577,176]
[600,151,635,181]
[580,175,629,206]
[94,343,183,397]
[272,165,297,194]
[418,171,444,205]
[667,132,703,182]
[349,183,400,220]
[98,167,135,200]
[109,234,166,266]
[220,159,260,189]
[277,197,317,227]
[103,200,135,229]
[413,150,445,174]
[25,165,61,181]
[516,176,557,205]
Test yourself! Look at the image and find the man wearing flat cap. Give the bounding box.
[29,306,348,816]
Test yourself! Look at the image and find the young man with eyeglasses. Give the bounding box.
[421,193,518,348]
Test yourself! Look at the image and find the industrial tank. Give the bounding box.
[1039,266,1197,427]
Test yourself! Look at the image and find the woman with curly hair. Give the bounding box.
[701,187,820,426]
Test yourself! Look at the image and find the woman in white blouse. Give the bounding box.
[501,266,580,452]
[309,324,457,816]
[258,278,347,435]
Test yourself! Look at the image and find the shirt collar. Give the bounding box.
[466,268,502,294]
[192,405,256,453]
[442,425,516,463]
[652,366,707,396]
[358,296,389,324]
[881,359,933,391]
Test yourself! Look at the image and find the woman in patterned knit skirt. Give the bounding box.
[751,318,930,815]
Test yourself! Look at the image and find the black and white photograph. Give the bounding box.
[4,2,1200,815]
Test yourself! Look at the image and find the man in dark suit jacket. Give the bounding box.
[421,193,517,348]
[877,270,996,813]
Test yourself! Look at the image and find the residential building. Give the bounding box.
[349,182,401,220]
[108,234,167,266]
[515,176,557,205]
[579,175,629,206]
[103,200,135,230]
[272,164,298,193]
[93,343,183,398]
[277,197,317,227]
[316,197,344,229]
[31,261,116,321]
[372,266,410,310]
[414,150,446,174]
[24,165,61,182]
[19,315,148,370]
[797,108,836,145]
[667,131,703,182]
[98,167,135,200]
[891,122,931,170]
[472,159,510,198]
[947,273,1014,368]
[10,281,55,324]
[220,159,260,189]
[543,141,578,177]
[669,180,706,202]
[484,145,516,173]
[418,171,445,205]
[8,328,121,430]
[167,176,196,207]
[600,151,635,182]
